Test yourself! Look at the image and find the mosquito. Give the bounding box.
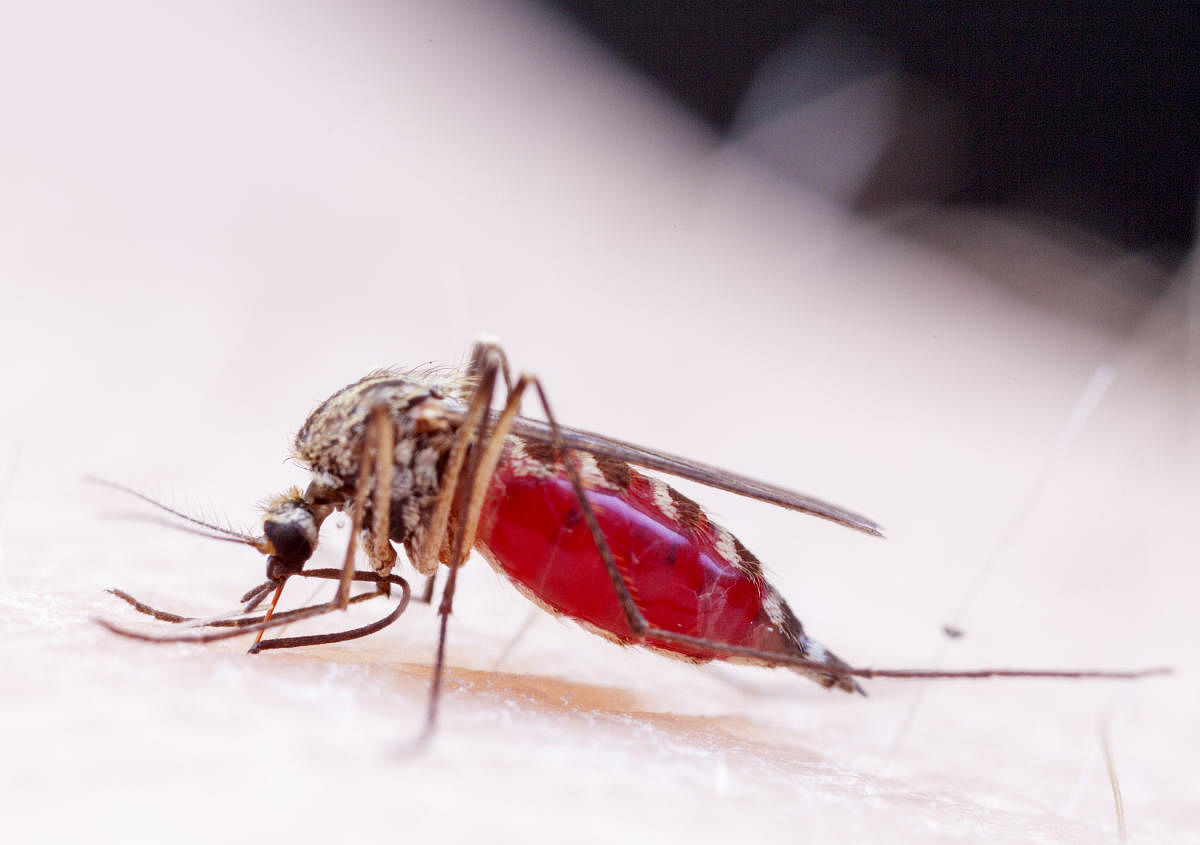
[96,340,1168,745]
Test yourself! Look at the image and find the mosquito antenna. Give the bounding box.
[85,475,263,549]
[107,512,263,547]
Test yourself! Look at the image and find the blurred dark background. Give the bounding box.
[547,2,1198,269]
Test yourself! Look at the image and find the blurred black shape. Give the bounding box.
[546,1,1198,258]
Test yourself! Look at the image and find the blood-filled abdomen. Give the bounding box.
[474,445,831,670]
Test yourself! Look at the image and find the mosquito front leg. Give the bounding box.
[98,593,358,645]
[333,405,393,608]
[250,570,412,652]
[369,403,397,577]
[101,571,410,647]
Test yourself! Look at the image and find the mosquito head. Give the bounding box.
[259,490,330,580]
[87,476,337,586]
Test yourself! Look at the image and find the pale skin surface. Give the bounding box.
[1,3,1195,843]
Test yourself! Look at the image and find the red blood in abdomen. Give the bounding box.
[475,464,787,661]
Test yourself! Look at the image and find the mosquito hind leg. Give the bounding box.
[524,376,856,685]
[331,403,395,608]
[526,378,651,635]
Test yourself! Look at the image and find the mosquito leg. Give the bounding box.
[241,580,278,611]
[99,571,409,644]
[105,589,200,624]
[251,587,385,625]
[333,405,392,608]
[412,442,478,749]
[406,345,502,750]
[413,349,565,742]
[422,339,526,568]
[251,570,407,634]
[455,372,529,551]
[370,401,397,576]
[251,573,411,652]
[106,577,284,624]
[466,338,513,393]
[240,585,396,628]
[97,598,344,644]
[251,591,408,651]
[417,574,437,605]
[105,586,300,629]
[411,344,502,577]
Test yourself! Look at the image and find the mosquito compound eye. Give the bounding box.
[265,517,311,561]
[262,503,318,578]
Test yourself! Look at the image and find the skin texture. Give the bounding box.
[0,4,1193,843]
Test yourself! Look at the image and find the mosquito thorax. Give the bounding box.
[289,371,471,571]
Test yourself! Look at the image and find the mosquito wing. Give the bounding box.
[503,416,885,538]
